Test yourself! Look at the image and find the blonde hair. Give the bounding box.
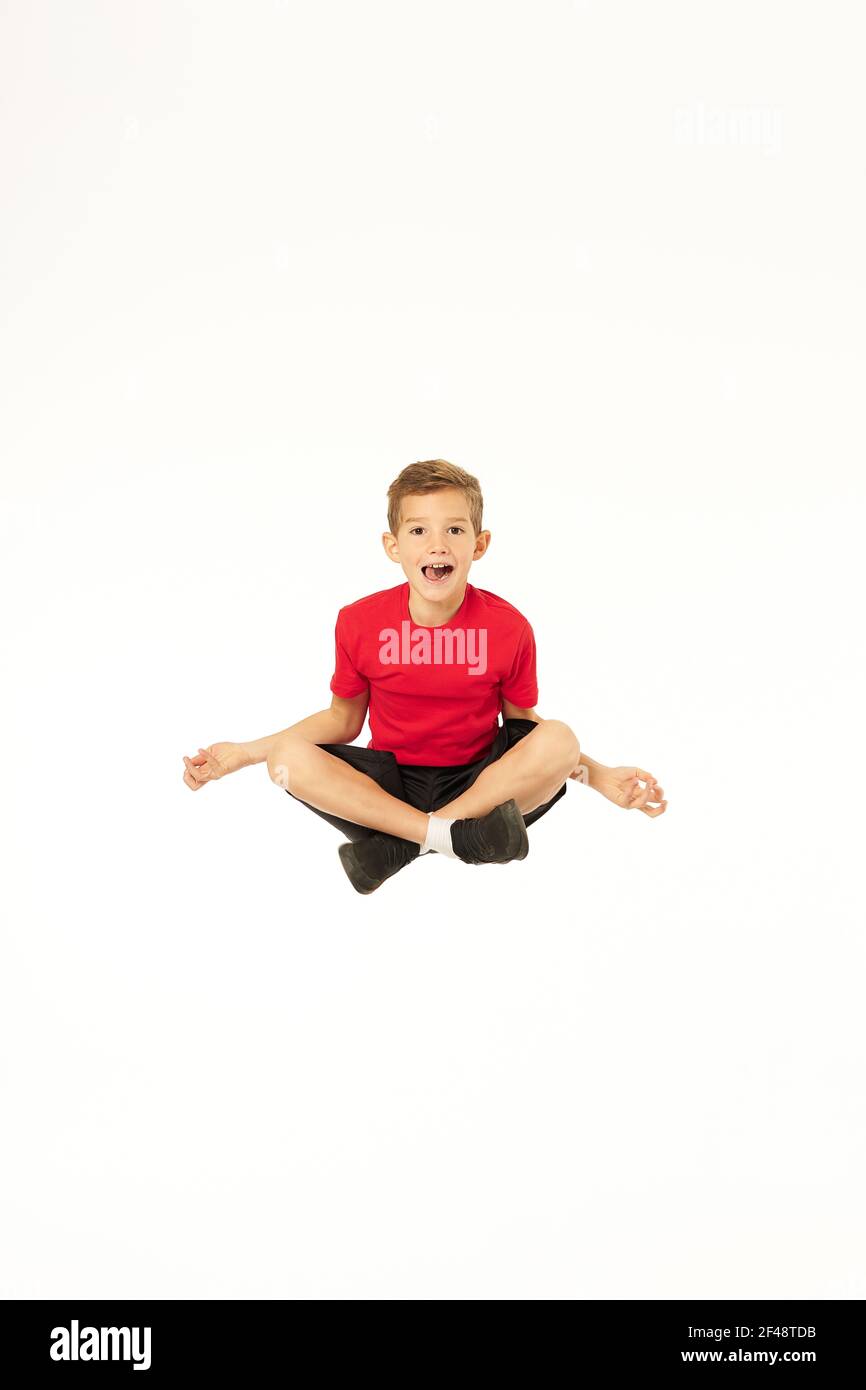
[386,459,484,537]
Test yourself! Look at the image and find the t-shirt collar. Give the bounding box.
[402,579,472,629]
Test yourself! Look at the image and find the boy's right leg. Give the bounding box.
[271,734,430,845]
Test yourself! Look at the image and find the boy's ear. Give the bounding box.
[473,529,491,559]
[382,531,400,562]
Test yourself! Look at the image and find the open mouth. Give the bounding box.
[421,563,455,585]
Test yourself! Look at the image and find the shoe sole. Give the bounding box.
[496,798,529,862]
[338,841,382,894]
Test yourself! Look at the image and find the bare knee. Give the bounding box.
[532,719,580,771]
[267,733,309,788]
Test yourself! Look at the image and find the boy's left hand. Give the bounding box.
[572,763,667,816]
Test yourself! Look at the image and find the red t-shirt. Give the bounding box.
[329,581,539,765]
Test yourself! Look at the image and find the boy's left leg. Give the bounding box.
[433,718,578,823]
[329,719,576,893]
[342,719,575,892]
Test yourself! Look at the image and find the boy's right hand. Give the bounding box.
[182,742,251,790]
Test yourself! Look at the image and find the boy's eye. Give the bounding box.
[409,526,464,535]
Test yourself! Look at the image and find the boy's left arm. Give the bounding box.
[500,699,667,816]
[501,699,544,725]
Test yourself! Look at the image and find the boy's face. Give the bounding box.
[382,487,490,607]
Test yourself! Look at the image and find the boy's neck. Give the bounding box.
[407,578,469,628]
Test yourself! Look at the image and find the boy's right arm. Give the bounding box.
[182,692,369,789]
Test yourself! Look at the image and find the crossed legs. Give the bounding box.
[268,720,579,846]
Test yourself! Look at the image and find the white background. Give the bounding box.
[2,0,864,1299]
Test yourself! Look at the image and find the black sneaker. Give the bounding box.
[338,832,421,895]
[450,797,529,865]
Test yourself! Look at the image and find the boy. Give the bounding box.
[182,460,667,893]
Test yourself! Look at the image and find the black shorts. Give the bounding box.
[286,717,568,843]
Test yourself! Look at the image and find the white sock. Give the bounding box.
[418,813,457,858]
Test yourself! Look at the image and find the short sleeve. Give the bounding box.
[329,610,368,698]
[500,621,539,707]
